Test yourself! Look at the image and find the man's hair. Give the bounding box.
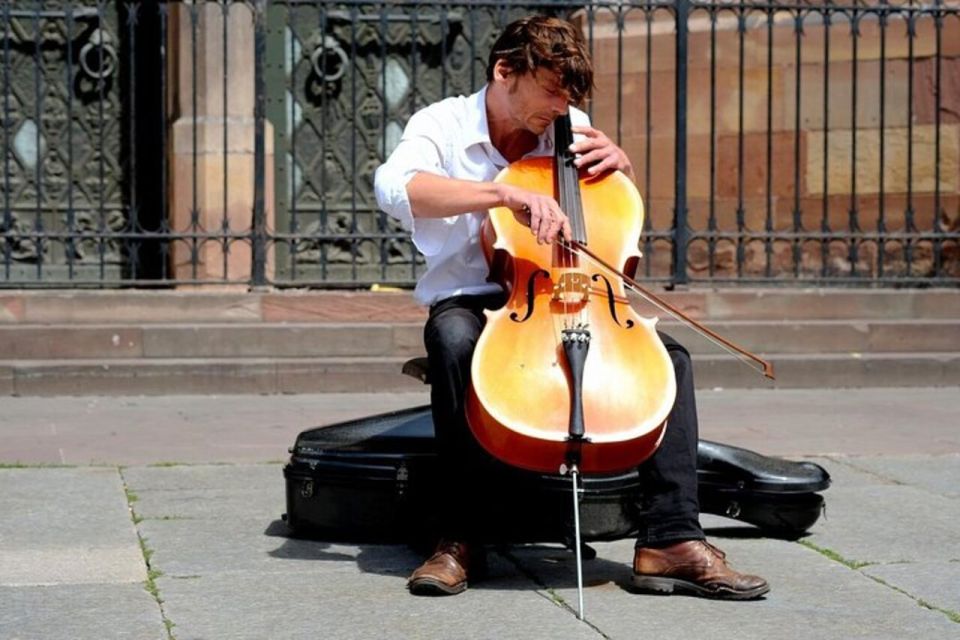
[486,15,593,105]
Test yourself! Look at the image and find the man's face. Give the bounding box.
[503,67,571,135]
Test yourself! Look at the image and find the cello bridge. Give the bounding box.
[552,272,591,304]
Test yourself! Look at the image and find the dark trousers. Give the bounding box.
[424,293,705,547]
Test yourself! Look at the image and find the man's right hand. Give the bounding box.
[499,184,572,245]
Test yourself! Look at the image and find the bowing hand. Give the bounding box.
[500,184,572,245]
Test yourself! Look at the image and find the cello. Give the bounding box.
[465,113,677,476]
[466,114,774,477]
[465,114,773,618]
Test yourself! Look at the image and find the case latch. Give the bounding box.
[396,462,409,498]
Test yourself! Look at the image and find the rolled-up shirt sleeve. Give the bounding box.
[374,110,449,234]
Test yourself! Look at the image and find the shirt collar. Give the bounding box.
[464,86,493,149]
[465,85,556,158]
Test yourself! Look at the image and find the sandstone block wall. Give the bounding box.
[586,10,960,279]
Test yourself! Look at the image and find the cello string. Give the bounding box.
[557,116,573,332]
[560,114,588,333]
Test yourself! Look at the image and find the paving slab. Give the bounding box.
[838,456,960,499]
[516,537,959,639]
[138,518,362,578]
[863,562,960,620]
[0,393,431,465]
[122,464,282,520]
[0,468,145,586]
[695,387,960,457]
[0,584,166,640]
[799,458,960,565]
[2,388,960,468]
[155,557,600,640]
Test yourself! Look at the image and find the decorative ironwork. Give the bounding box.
[266,2,546,285]
[2,2,125,282]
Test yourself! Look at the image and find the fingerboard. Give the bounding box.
[554,114,588,245]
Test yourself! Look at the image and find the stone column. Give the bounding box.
[167,3,274,287]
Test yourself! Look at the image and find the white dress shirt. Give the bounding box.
[374,86,590,306]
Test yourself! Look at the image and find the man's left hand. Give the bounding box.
[570,125,635,181]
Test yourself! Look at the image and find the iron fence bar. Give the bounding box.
[2,1,10,280]
[707,7,718,279]
[933,1,943,278]
[688,230,960,241]
[190,2,200,280]
[848,9,860,278]
[735,9,745,280]
[33,7,44,281]
[253,0,269,286]
[319,5,330,281]
[409,6,418,116]
[469,3,477,91]
[2,231,257,241]
[615,7,624,146]
[12,273,954,290]
[905,10,915,274]
[1,224,948,238]
[764,6,774,279]
[397,2,419,280]
[67,5,77,280]
[792,11,803,279]
[222,1,231,280]
[159,3,170,279]
[672,0,690,285]
[407,5,418,283]
[641,8,653,278]
[317,7,469,22]
[820,9,831,279]
[126,2,140,280]
[440,4,449,119]
[274,0,959,11]
[877,8,887,279]
[349,2,359,283]
[9,8,101,19]
[97,1,108,281]
[679,275,960,285]
[9,228,951,244]
[379,5,388,283]
[585,4,594,121]
[289,2,300,281]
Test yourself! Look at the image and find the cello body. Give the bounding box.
[465,145,677,475]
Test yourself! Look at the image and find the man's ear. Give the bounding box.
[492,59,513,82]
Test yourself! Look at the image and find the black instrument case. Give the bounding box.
[283,405,829,543]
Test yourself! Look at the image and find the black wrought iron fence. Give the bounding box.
[2,0,958,288]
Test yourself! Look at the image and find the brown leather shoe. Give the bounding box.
[632,540,770,600]
[407,540,476,596]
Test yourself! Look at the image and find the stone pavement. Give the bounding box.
[1,388,959,640]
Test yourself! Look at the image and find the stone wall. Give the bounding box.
[586,10,960,279]
[167,3,275,287]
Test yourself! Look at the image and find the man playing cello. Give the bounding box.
[374,14,769,600]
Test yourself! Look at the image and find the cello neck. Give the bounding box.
[554,115,587,245]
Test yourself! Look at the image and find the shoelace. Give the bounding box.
[431,540,468,563]
[702,540,727,561]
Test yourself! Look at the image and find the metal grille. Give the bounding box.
[2,0,958,288]
[2,3,129,284]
